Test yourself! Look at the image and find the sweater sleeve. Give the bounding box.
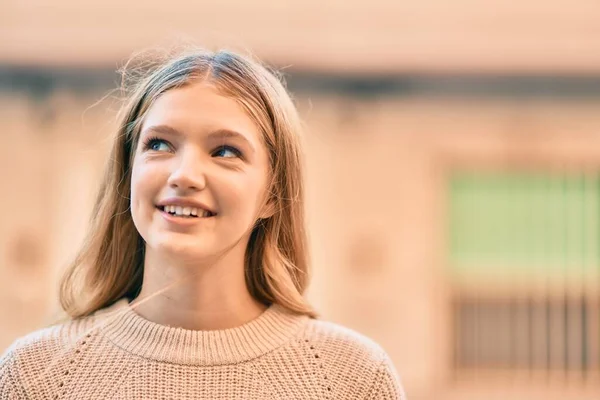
[364,354,407,400]
[0,347,28,400]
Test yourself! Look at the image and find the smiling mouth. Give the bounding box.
[156,205,216,218]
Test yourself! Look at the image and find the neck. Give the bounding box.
[133,243,267,331]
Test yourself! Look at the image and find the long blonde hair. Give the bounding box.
[59,48,317,319]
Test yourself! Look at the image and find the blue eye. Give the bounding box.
[143,137,170,152]
[213,146,242,158]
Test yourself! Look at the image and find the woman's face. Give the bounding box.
[130,81,272,262]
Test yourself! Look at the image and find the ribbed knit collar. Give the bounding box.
[98,299,309,366]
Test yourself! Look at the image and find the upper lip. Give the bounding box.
[156,198,216,214]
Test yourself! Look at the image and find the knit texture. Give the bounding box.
[0,299,406,399]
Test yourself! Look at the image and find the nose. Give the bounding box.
[167,148,207,191]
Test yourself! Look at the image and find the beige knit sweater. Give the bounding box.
[0,299,405,399]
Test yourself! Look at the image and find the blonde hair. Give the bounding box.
[59,48,317,319]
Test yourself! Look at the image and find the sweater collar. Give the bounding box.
[98,299,309,366]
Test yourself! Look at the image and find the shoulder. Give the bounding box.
[1,301,120,361]
[1,313,94,371]
[0,300,125,396]
[298,317,407,399]
[0,319,82,397]
[303,317,388,364]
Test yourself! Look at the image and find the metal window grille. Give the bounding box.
[449,172,600,377]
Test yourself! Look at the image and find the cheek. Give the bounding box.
[130,164,144,202]
[223,172,269,218]
[129,165,146,228]
[130,161,160,216]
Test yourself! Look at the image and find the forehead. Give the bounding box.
[141,81,263,145]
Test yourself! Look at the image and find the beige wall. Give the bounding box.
[2,0,600,73]
[1,91,599,399]
[2,1,600,398]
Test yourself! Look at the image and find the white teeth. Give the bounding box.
[161,205,211,218]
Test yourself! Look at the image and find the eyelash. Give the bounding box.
[142,136,167,151]
[141,136,243,158]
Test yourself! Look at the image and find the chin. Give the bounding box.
[150,236,205,256]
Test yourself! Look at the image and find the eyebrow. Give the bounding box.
[141,124,256,154]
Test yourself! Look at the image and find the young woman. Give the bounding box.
[0,48,406,399]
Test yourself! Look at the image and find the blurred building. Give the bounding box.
[1,1,600,399]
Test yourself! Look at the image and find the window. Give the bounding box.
[449,172,600,377]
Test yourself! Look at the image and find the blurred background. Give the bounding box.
[1,1,600,399]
